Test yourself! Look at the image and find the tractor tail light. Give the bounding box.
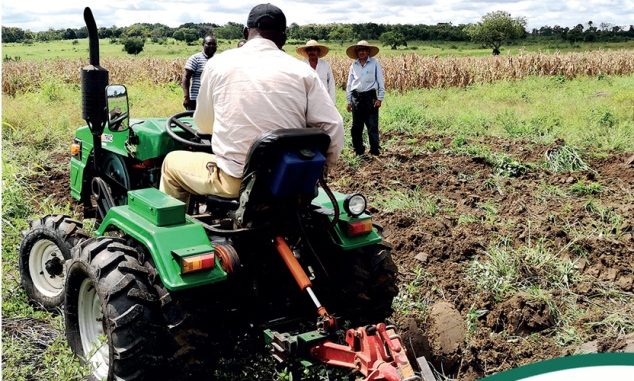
[346,219,373,237]
[180,253,215,274]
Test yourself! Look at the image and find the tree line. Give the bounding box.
[3,19,633,45]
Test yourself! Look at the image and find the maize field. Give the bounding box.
[3,50,634,96]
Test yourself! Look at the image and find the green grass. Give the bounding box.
[3,38,240,61]
[373,188,441,217]
[467,240,578,301]
[544,145,592,173]
[392,266,433,319]
[5,38,634,61]
[380,75,634,152]
[1,163,87,380]
[569,180,603,196]
[583,199,626,237]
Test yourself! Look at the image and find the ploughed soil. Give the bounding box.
[330,133,634,379]
[30,134,634,380]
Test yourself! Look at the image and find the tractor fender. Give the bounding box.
[70,126,94,202]
[312,189,382,250]
[96,203,227,291]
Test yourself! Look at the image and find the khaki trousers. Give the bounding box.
[159,151,241,203]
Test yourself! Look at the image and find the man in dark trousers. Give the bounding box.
[182,35,217,110]
[345,40,385,157]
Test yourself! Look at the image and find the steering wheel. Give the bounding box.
[166,111,211,150]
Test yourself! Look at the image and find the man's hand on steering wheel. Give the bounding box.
[165,111,212,151]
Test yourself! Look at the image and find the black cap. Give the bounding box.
[246,3,286,31]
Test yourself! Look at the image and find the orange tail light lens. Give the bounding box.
[70,143,81,156]
[346,219,373,237]
[180,253,215,274]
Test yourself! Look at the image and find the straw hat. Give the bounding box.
[296,40,329,58]
[345,40,380,59]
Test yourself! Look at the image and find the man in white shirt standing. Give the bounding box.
[160,3,344,203]
[296,40,336,104]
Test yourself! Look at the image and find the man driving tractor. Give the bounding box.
[160,3,344,203]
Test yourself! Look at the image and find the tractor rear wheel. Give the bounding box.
[337,243,399,323]
[65,237,166,381]
[19,214,89,309]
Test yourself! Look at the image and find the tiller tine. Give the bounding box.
[310,323,420,381]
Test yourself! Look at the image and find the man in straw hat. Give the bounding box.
[160,3,343,203]
[296,40,336,104]
[345,40,385,157]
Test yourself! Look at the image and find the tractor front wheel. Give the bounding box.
[19,214,88,309]
[65,237,165,381]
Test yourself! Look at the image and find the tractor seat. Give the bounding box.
[191,128,330,218]
[188,194,239,215]
[205,195,239,211]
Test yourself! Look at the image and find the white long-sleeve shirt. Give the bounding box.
[304,58,336,105]
[194,37,344,178]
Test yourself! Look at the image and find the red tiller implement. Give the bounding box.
[311,323,419,381]
[273,236,434,381]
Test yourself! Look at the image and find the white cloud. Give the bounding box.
[1,0,633,31]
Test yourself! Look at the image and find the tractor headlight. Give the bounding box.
[344,193,367,217]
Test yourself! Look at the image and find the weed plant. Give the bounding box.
[392,266,433,319]
[374,188,441,217]
[545,145,591,173]
[467,240,578,301]
[569,180,603,196]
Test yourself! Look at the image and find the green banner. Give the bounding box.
[482,353,634,380]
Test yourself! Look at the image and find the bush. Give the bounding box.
[122,37,145,55]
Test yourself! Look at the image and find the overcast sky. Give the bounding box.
[2,0,633,32]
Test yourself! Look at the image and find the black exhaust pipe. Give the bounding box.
[85,7,101,66]
[81,7,109,133]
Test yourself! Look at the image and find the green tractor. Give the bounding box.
[19,7,434,381]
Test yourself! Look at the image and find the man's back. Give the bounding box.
[194,37,343,178]
[162,3,343,203]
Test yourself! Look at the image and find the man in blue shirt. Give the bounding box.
[345,40,385,156]
[182,35,217,110]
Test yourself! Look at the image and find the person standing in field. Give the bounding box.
[160,3,344,203]
[182,35,217,110]
[345,40,385,157]
[296,40,336,104]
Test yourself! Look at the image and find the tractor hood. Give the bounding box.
[75,117,190,161]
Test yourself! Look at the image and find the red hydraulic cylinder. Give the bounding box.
[274,236,312,290]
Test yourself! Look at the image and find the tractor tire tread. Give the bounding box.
[65,238,167,381]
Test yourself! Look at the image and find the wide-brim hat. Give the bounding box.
[346,40,379,59]
[296,40,329,58]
